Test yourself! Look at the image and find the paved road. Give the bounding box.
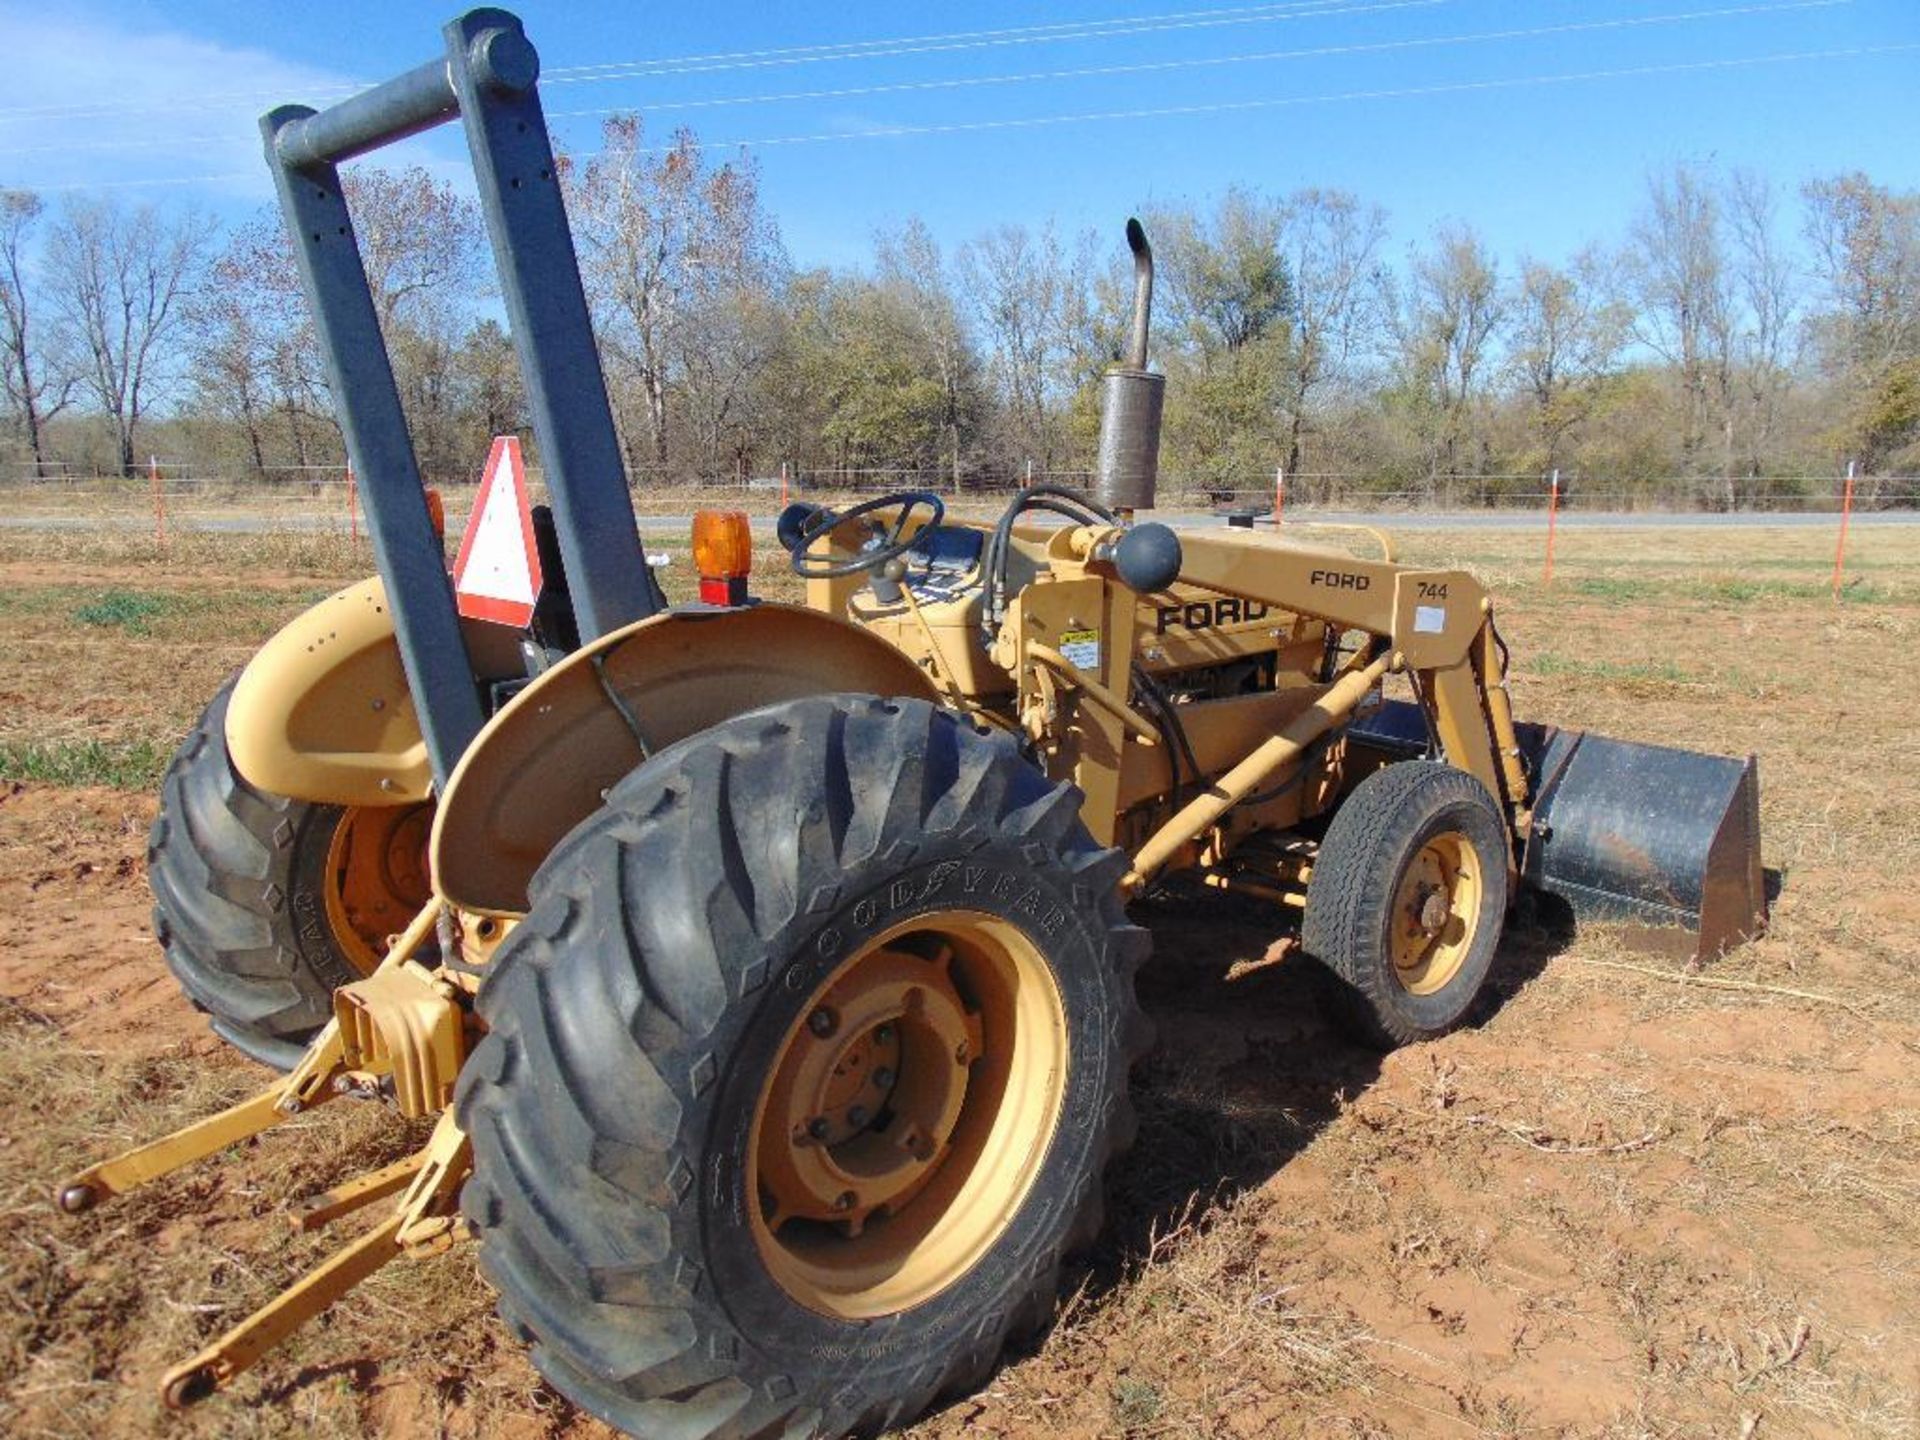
[1,508,1913,535]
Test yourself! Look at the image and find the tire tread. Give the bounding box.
[457,694,1150,1439]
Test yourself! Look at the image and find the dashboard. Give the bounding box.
[895,524,986,604]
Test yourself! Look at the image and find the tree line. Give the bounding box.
[4,117,1920,508]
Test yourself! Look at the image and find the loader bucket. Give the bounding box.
[1516,724,1766,961]
[1346,702,1767,961]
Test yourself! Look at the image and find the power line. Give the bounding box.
[547,0,1844,120]
[13,39,1908,192]
[0,0,1416,153]
[624,41,1920,155]
[541,0,1424,82]
[0,0,1428,125]
[0,0,1842,162]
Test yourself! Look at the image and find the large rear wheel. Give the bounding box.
[456,693,1151,1439]
[147,680,431,1068]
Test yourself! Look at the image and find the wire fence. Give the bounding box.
[2,456,1903,602]
[3,459,1914,520]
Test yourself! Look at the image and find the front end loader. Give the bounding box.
[57,10,1767,1436]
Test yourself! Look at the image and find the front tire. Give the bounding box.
[1303,760,1509,1049]
[456,694,1151,1439]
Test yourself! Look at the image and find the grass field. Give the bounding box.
[1,515,1916,1438]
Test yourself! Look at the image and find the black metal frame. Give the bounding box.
[261,7,657,788]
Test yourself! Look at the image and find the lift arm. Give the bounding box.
[1091,524,1530,824]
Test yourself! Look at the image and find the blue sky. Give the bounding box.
[2,0,1915,270]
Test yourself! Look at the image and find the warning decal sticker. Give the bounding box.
[1059,629,1101,671]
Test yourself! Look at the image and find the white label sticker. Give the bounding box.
[1414,605,1447,634]
[1059,629,1101,671]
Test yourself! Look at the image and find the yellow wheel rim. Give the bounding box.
[1388,830,1483,996]
[322,805,433,976]
[748,912,1068,1319]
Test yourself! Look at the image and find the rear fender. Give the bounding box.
[226,577,522,807]
[431,603,940,915]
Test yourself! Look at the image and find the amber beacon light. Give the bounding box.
[692,509,753,605]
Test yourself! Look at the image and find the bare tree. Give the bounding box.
[1505,249,1628,473]
[1725,170,1802,489]
[342,167,484,481]
[48,197,213,476]
[1626,163,1736,493]
[1802,172,1920,373]
[958,220,1096,473]
[1395,225,1504,499]
[0,190,77,475]
[571,117,782,477]
[1801,173,1920,478]
[874,217,981,488]
[188,213,315,476]
[677,286,783,481]
[1276,188,1386,484]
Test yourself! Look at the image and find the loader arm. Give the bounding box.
[1156,526,1530,821]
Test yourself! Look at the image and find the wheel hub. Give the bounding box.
[1390,831,1483,996]
[747,912,1068,1320]
[758,945,978,1235]
[325,805,432,974]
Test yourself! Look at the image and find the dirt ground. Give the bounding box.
[0,518,1916,1439]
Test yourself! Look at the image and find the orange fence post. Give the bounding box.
[1831,460,1855,601]
[780,461,789,508]
[149,454,167,550]
[346,462,359,545]
[1543,469,1560,588]
[1023,458,1033,491]
[1273,465,1285,527]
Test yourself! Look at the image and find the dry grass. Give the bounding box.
[0,997,548,1440]
[1,516,1917,1437]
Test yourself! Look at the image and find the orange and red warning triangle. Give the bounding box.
[451,436,544,629]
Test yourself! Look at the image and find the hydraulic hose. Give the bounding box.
[981,485,1114,639]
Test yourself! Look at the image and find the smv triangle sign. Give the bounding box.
[452,436,543,629]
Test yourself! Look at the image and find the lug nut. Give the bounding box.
[833,1190,857,1211]
[807,1117,830,1140]
[873,1066,895,1090]
[846,1105,869,1129]
[807,1007,837,1038]
[874,1023,894,1045]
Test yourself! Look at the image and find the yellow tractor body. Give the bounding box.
[61,11,1767,1437]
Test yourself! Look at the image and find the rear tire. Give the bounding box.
[1303,761,1509,1050]
[456,693,1151,1439]
[147,681,422,1068]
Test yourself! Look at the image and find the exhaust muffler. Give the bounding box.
[1095,218,1164,514]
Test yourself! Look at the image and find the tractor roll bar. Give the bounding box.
[260,8,658,789]
[272,59,463,169]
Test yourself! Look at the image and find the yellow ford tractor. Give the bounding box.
[59,10,1766,1436]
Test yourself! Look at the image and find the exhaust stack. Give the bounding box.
[1095,218,1165,514]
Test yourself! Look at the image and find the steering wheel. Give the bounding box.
[785,490,946,580]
